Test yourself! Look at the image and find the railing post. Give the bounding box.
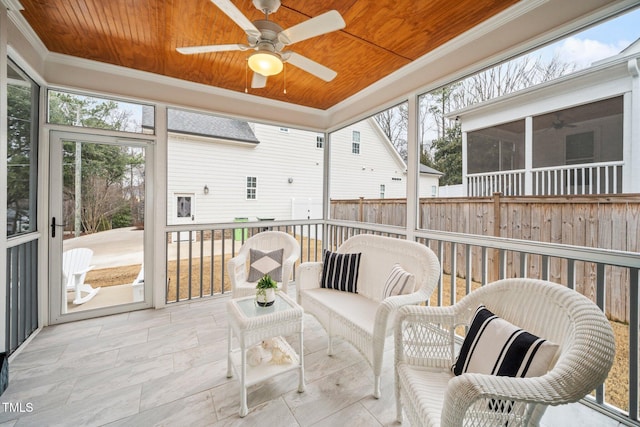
[525,116,533,195]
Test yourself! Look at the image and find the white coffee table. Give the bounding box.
[226,291,304,417]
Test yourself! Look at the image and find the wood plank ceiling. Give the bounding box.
[20,0,520,110]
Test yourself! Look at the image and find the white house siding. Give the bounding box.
[329,121,408,199]
[419,175,441,197]
[167,118,440,224]
[167,129,323,225]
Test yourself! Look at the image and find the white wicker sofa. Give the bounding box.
[296,234,440,398]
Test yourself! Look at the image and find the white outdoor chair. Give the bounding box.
[63,248,101,305]
[227,231,300,298]
[132,265,144,302]
[394,278,616,427]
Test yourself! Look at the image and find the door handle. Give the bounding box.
[51,217,67,238]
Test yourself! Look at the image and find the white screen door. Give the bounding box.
[49,131,152,323]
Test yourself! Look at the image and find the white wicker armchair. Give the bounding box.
[394,278,616,427]
[227,231,300,298]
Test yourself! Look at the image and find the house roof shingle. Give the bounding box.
[142,108,259,144]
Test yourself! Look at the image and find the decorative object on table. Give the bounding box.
[262,337,293,365]
[255,274,278,306]
[246,344,268,367]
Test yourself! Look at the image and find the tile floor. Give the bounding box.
[0,288,622,427]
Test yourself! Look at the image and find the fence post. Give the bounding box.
[493,192,502,238]
[359,197,364,222]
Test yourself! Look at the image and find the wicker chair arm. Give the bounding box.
[394,304,458,369]
[297,262,323,290]
[375,288,439,338]
[227,253,248,286]
[442,373,566,426]
[280,253,299,287]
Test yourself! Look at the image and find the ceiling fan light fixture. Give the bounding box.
[248,51,283,76]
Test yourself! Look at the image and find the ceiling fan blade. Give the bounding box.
[278,10,345,45]
[251,72,267,89]
[177,43,249,54]
[211,0,261,38]
[285,52,337,82]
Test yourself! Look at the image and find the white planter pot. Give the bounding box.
[256,288,276,307]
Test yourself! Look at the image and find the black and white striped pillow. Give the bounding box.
[382,263,415,298]
[321,250,361,293]
[452,305,559,377]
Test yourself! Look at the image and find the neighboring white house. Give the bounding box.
[451,38,640,197]
[161,109,442,225]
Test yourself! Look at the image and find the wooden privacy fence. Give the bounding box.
[331,194,640,322]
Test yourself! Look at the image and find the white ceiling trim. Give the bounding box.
[44,52,330,131]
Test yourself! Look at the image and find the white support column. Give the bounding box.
[0,7,8,353]
[153,104,168,308]
[626,59,640,193]
[524,116,533,195]
[406,96,418,239]
[322,130,330,251]
[461,128,468,196]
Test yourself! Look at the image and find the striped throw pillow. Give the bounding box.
[321,250,361,293]
[382,264,415,298]
[453,305,559,377]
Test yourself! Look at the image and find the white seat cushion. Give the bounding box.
[397,364,452,426]
[302,288,378,335]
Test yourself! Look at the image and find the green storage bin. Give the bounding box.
[233,217,248,241]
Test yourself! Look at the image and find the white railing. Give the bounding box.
[467,169,526,197]
[466,161,624,197]
[532,161,624,196]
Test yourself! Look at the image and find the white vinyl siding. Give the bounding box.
[167,117,440,223]
[330,122,406,199]
[167,125,324,224]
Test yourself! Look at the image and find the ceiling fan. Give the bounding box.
[177,0,345,89]
[551,114,576,130]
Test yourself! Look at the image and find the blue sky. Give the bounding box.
[539,7,640,68]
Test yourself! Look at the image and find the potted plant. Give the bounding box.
[256,274,278,307]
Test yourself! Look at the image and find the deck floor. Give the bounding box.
[0,287,621,426]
